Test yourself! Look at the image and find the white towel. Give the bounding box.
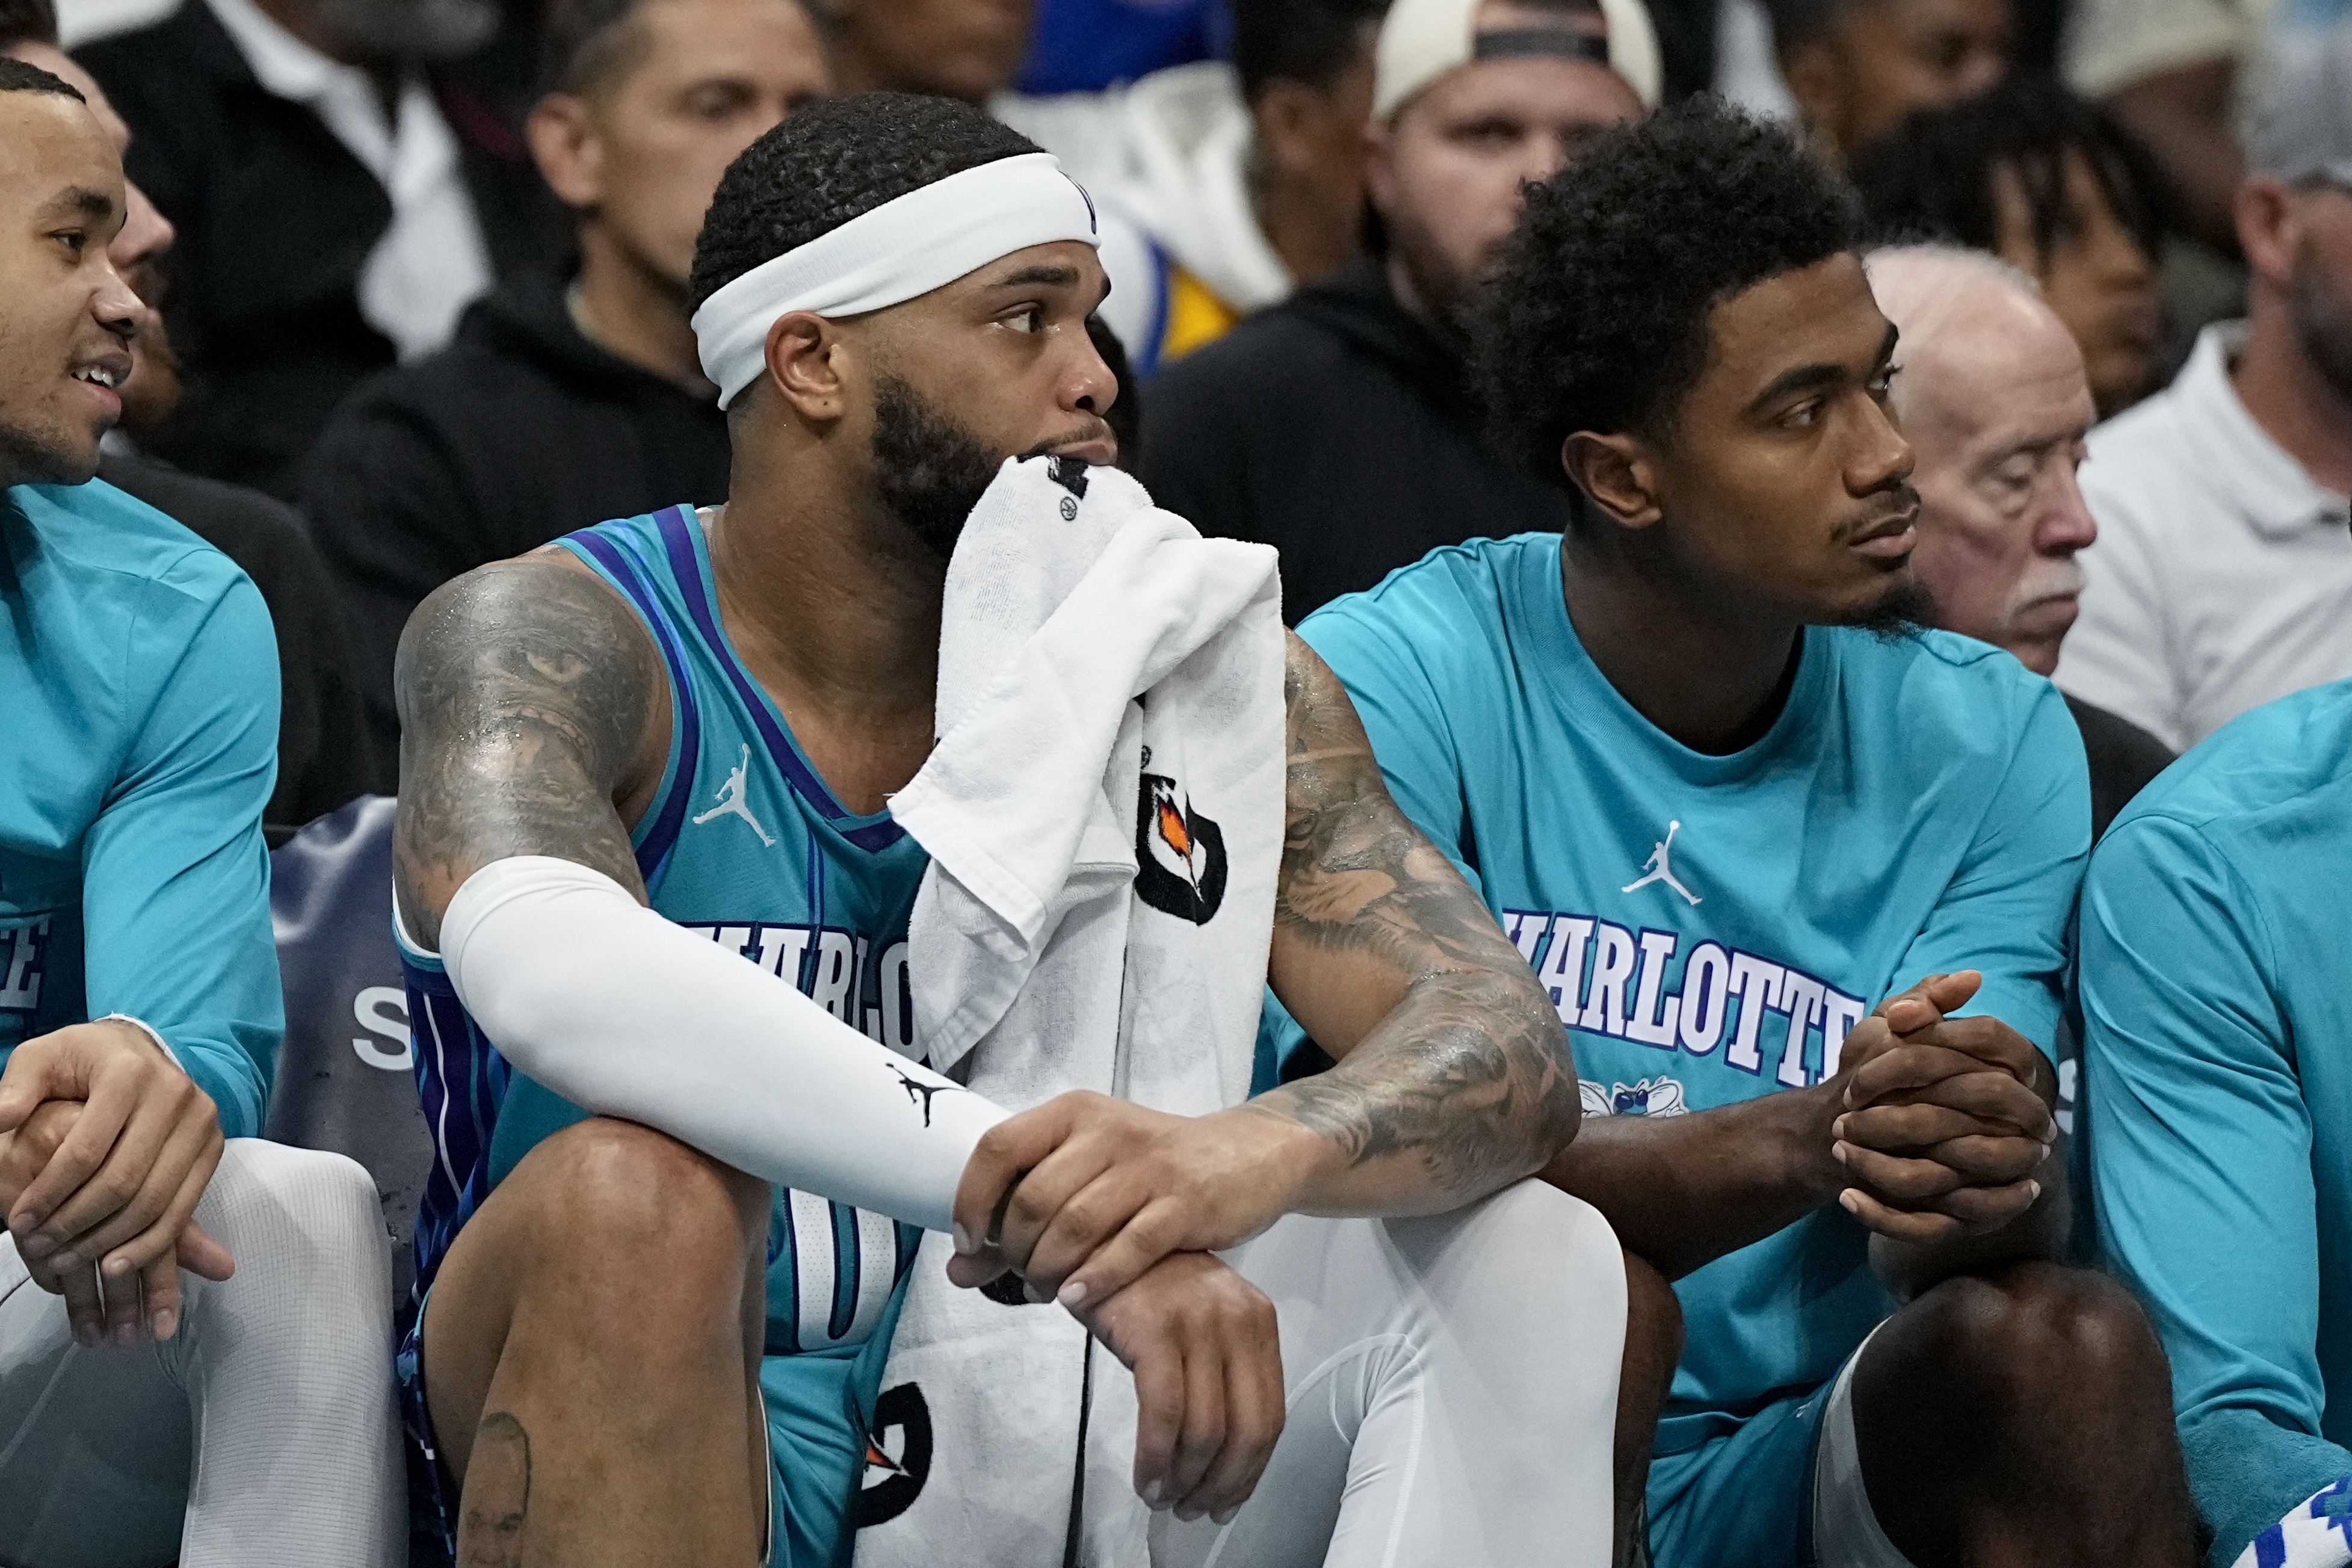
[857,455,1284,1567]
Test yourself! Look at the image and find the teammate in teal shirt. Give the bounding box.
[1,480,281,1133]
[1282,97,2205,1567]
[2082,680,2352,1566]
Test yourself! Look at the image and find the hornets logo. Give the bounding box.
[1134,773,1228,924]
[855,1382,933,1527]
[1579,1076,1690,1118]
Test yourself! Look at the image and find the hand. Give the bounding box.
[948,1092,1320,1312]
[1073,1250,1284,1525]
[0,1021,233,1341]
[1829,973,2057,1245]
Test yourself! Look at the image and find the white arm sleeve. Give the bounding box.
[439,854,1006,1233]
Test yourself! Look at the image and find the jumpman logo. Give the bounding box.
[890,1064,962,1128]
[692,745,776,846]
[1622,820,1701,906]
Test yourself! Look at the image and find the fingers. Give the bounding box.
[1836,1079,2055,1149]
[1838,1176,2040,1243]
[137,1244,182,1342]
[950,1097,1084,1267]
[48,1256,108,1347]
[173,1218,235,1283]
[1835,1135,2046,1206]
[1051,1196,1184,1311]
[1179,1315,1283,1525]
[1128,1326,1185,1508]
[989,1140,1123,1283]
[8,1077,133,1243]
[1165,1327,1228,1517]
[99,1253,146,1347]
[52,1107,221,1277]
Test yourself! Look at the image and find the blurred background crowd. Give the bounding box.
[16,0,2352,843]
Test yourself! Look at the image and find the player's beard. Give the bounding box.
[1841,573,1939,643]
[871,374,1003,561]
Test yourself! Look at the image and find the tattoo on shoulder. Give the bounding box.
[1256,634,1579,1196]
[393,560,658,949]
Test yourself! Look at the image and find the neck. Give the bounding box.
[1383,249,1464,353]
[1560,525,1804,755]
[1250,162,1357,286]
[572,226,710,393]
[2233,294,2352,496]
[705,434,944,812]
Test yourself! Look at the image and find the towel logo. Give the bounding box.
[1579,1076,1689,1118]
[693,744,777,847]
[855,1381,933,1527]
[1135,772,1229,924]
[1621,819,1700,906]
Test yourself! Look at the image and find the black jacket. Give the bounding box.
[2064,693,2175,840]
[99,451,375,843]
[1140,259,1569,624]
[78,2,564,500]
[304,272,733,789]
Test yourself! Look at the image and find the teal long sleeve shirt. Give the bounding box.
[2081,678,2352,1565]
[1,480,283,1138]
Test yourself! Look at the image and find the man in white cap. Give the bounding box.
[2057,16,2352,754]
[1142,0,1658,623]
[386,90,1626,1567]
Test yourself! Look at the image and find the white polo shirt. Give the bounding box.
[2057,323,2352,752]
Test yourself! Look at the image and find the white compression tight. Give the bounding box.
[0,1139,402,1568]
[1152,1180,1627,1568]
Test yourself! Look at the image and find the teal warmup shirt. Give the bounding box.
[2082,679,2352,1563]
[1297,534,2087,1463]
[0,481,282,1135]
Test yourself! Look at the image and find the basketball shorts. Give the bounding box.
[1646,1329,1916,1568]
[397,1274,909,1568]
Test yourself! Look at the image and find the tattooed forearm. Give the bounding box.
[393,558,661,951]
[1252,635,1581,1206]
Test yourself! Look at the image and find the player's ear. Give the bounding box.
[1562,430,1665,531]
[761,310,851,424]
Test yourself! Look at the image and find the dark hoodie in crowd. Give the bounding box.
[1140,258,1567,623]
[100,451,377,845]
[304,272,731,789]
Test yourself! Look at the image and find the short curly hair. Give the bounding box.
[690,93,1040,312]
[1474,96,1862,489]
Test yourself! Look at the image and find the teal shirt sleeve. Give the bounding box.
[1890,681,2087,1060]
[78,559,284,1139]
[2081,810,2351,1563]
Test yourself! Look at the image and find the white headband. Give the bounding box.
[691,151,1100,410]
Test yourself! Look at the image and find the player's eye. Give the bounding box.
[52,229,85,258]
[1868,364,1902,401]
[1003,306,1043,334]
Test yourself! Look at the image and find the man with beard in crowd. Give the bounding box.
[1142,0,1654,622]
[75,0,562,496]
[304,0,827,787]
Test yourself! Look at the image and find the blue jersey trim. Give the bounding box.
[652,505,907,854]
[561,526,704,881]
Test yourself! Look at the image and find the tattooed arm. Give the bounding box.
[392,553,668,949]
[949,635,1581,1304]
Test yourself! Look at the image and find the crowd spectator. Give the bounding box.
[2056,20,2352,755]
[1767,0,2011,167]
[0,54,400,1564]
[306,0,824,786]
[2080,685,2352,1568]
[820,0,1029,103]
[74,0,564,497]
[2061,0,2250,257]
[1293,96,2202,1568]
[2,0,375,839]
[1867,244,2173,837]
[1143,0,1653,622]
[1001,0,1387,377]
[1852,75,2167,416]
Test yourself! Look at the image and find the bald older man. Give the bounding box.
[1866,244,2173,836]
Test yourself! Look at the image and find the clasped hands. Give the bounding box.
[944,1091,1318,1527]
[1829,970,2058,1246]
[0,1019,232,1346]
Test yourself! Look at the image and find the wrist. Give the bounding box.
[96,1014,182,1072]
[1782,1080,1851,1206]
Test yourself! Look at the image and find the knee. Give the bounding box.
[201,1138,386,1253]
[1438,1181,1629,1350]
[512,1119,767,1297]
[1900,1262,2169,1421]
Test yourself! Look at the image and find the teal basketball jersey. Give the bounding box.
[400,504,928,1357]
